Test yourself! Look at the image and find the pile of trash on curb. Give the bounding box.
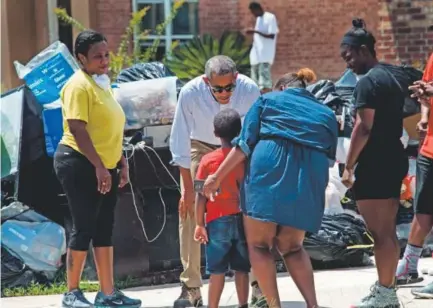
[1,202,66,290]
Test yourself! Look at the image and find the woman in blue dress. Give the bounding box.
[203,68,338,308]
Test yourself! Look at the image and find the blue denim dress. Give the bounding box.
[234,88,338,233]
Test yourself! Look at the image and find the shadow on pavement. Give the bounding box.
[143,302,331,308]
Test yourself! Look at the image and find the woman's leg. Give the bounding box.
[54,156,98,292]
[243,215,280,307]
[275,226,317,308]
[66,194,96,292]
[92,170,119,295]
[93,247,114,294]
[357,198,400,287]
[92,170,141,307]
[66,250,88,291]
[54,148,98,307]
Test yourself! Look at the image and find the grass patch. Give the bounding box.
[2,276,140,297]
[2,281,99,297]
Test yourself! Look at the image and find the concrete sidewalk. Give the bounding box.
[2,258,433,308]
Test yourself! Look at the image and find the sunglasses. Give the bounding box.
[209,83,236,93]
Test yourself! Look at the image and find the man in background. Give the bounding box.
[245,1,279,93]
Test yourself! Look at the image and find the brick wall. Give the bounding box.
[94,0,132,52]
[377,0,433,66]
[199,0,240,36]
[98,0,433,80]
[197,0,433,80]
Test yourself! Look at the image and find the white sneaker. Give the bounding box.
[351,282,400,308]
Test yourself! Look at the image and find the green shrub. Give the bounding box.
[165,31,252,82]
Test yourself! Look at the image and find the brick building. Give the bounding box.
[2,0,433,90]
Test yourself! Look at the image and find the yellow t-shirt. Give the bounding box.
[60,70,126,169]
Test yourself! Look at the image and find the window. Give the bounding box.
[133,0,199,56]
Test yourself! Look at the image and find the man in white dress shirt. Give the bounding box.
[245,1,279,94]
[170,55,264,307]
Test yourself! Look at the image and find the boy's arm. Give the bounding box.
[195,159,208,227]
[195,193,207,227]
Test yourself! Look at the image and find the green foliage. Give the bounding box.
[109,6,151,78]
[140,0,184,63]
[1,276,140,297]
[411,59,426,72]
[165,31,252,82]
[53,8,86,31]
[54,0,185,80]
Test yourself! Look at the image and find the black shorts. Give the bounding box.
[353,155,408,201]
[414,154,433,215]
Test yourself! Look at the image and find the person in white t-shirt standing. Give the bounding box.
[245,1,279,94]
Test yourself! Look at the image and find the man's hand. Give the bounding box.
[417,117,429,139]
[410,80,433,99]
[424,81,433,97]
[179,188,195,220]
[243,28,255,35]
[409,80,427,98]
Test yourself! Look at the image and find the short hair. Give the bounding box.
[274,68,317,90]
[341,18,377,57]
[74,30,107,59]
[249,1,262,10]
[213,109,242,142]
[205,55,237,79]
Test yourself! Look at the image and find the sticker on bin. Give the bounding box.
[23,53,75,105]
[14,41,79,105]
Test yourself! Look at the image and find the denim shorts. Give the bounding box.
[205,214,251,274]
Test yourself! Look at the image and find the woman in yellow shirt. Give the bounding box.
[53,30,141,308]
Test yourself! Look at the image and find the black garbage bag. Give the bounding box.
[115,62,184,96]
[307,80,336,102]
[1,245,36,290]
[379,63,423,118]
[307,79,353,137]
[304,214,373,266]
[309,65,422,137]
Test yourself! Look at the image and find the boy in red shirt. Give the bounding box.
[194,109,249,308]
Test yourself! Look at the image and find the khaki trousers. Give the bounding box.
[179,140,256,288]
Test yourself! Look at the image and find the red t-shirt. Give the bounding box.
[196,148,244,224]
[420,53,433,159]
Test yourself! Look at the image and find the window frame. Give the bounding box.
[132,0,199,55]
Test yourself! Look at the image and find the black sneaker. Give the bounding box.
[94,289,141,308]
[62,289,93,308]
